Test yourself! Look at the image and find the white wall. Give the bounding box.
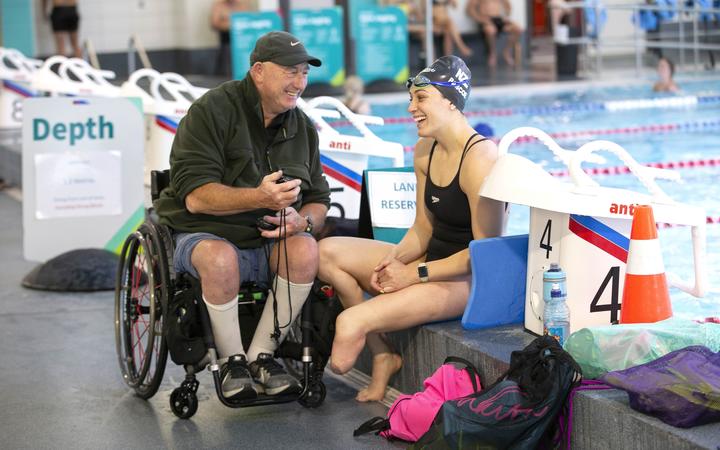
[34,0,218,55]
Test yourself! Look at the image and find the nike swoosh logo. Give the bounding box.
[290,41,300,46]
[431,196,440,203]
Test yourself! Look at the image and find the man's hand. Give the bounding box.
[258,207,306,239]
[257,170,301,211]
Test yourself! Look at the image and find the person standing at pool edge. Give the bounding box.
[318,56,505,402]
[42,0,82,58]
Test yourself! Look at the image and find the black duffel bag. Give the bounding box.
[165,275,208,365]
[411,335,582,450]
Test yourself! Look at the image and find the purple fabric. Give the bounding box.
[556,380,613,449]
[600,345,720,428]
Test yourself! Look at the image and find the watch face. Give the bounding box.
[418,264,428,279]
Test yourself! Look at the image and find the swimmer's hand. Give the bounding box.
[372,259,416,294]
[257,170,301,211]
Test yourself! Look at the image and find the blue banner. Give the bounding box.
[1,0,35,56]
[230,12,282,80]
[290,8,345,87]
[352,6,408,85]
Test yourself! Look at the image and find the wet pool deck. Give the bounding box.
[0,191,403,450]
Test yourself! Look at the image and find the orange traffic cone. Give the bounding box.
[620,205,673,324]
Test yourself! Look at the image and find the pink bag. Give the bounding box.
[354,356,482,442]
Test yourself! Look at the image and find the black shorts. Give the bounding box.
[491,17,506,34]
[50,6,80,32]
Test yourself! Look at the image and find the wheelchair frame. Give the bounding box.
[114,170,327,419]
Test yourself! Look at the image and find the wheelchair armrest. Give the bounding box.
[151,169,171,202]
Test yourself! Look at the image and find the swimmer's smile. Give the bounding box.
[413,115,426,127]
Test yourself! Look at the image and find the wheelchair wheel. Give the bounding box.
[114,223,170,399]
[170,387,198,419]
[298,379,326,408]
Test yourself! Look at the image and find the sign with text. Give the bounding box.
[230,11,283,80]
[22,97,144,262]
[34,150,122,219]
[351,6,409,85]
[367,169,417,228]
[290,8,345,87]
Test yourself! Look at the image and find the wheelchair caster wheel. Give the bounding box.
[170,387,198,419]
[298,380,326,408]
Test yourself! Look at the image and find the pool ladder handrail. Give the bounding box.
[0,47,42,82]
[498,126,707,299]
[298,96,404,168]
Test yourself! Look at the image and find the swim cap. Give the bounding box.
[407,56,471,111]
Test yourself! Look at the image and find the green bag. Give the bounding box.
[564,318,720,379]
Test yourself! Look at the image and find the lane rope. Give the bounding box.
[400,119,720,152]
[345,94,720,126]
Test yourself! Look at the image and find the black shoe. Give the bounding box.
[249,353,302,396]
[221,354,258,400]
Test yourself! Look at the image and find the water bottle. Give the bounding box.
[543,263,566,303]
[544,282,571,346]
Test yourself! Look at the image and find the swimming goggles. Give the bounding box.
[406,74,469,89]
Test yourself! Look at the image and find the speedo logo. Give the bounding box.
[609,202,638,216]
[431,196,440,203]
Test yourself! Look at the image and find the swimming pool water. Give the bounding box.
[351,79,720,320]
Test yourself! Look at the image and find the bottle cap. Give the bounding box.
[549,263,561,272]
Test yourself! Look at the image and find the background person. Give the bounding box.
[155,31,330,400]
[342,75,371,115]
[210,0,255,77]
[653,57,679,93]
[466,0,524,68]
[318,56,505,402]
[42,0,81,58]
[432,0,474,58]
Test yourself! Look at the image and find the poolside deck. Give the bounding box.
[2,54,719,449]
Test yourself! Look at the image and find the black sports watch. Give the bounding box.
[303,215,314,234]
[417,263,429,283]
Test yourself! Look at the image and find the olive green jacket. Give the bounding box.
[155,76,330,249]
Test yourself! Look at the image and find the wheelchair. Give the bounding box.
[114,170,329,419]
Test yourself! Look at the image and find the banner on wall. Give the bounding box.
[22,97,145,262]
[230,11,283,80]
[290,8,345,87]
[351,6,409,85]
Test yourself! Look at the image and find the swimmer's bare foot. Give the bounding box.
[355,352,403,402]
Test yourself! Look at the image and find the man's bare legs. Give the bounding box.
[318,237,402,402]
[483,19,524,68]
[53,33,66,58]
[69,31,81,58]
[502,22,523,68]
[53,31,82,58]
[482,21,499,68]
[433,5,472,58]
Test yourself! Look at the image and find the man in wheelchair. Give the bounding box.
[153,31,330,401]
